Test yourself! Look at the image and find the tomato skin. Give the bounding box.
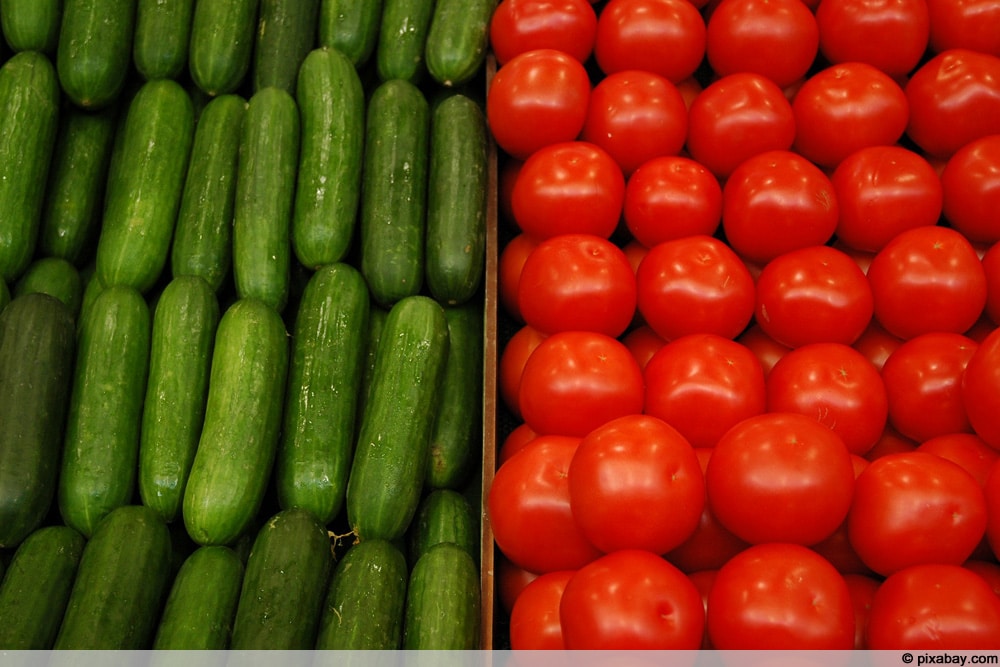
[843,573,881,649]
[865,425,919,462]
[986,461,1000,559]
[941,134,1000,245]
[497,422,541,465]
[852,318,904,372]
[489,0,599,66]
[621,324,667,371]
[984,241,1000,325]
[926,0,1000,58]
[509,570,574,649]
[815,0,929,78]
[498,324,547,418]
[623,156,722,247]
[962,326,1000,450]
[737,324,791,377]
[496,552,538,614]
[917,433,999,488]
[498,232,538,322]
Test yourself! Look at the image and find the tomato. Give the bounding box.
[984,241,1000,325]
[635,235,756,341]
[792,62,909,169]
[926,0,1000,58]
[621,324,667,371]
[509,569,574,649]
[644,333,767,449]
[496,552,538,614]
[593,0,707,84]
[685,72,796,180]
[498,324,546,418]
[518,330,645,437]
[852,319,904,372]
[864,425,918,461]
[497,422,540,465]
[568,414,704,554]
[754,245,874,348]
[917,433,1000,487]
[964,559,1000,597]
[832,145,944,253]
[867,563,1000,649]
[722,150,840,265]
[688,569,717,649]
[867,225,989,339]
[848,451,988,576]
[843,573,881,649]
[498,232,538,322]
[498,156,523,224]
[941,134,1000,245]
[706,542,855,649]
[962,326,1000,450]
[815,0,929,78]
[510,141,625,240]
[623,156,722,247]
[488,0,598,66]
[986,461,1000,559]
[737,324,791,377]
[766,343,888,456]
[559,549,705,649]
[486,49,591,160]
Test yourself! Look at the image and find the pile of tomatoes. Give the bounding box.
[484,0,1000,651]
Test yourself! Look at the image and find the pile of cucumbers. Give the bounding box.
[0,0,493,651]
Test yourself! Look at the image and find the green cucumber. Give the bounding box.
[0,51,60,284]
[54,505,172,649]
[12,257,83,318]
[56,0,137,109]
[346,295,449,543]
[360,79,429,307]
[292,46,365,270]
[375,0,435,83]
[1,0,62,53]
[402,541,480,649]
[230,508,333,649]
[95,78,195,293]
[59,285,151,538]
[232,86,299,313]
[318,0,383,66]
[315,538,408,649]
[407,489,477,565]
[358,303,389,421]
[75,262,104,334]
[425,0,494,88]
[0,293,76,548]
[171,93,246,293]
[0,280,9,313]
[183,297,288,546]
[188,0,259,96]
[152,545,244,649]
[138,275,220,524]
[134,0,195,81]
[251,0,320,94]
[0,525,85,649]
[277,263,370,525]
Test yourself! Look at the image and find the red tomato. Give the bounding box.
[688,569,717,649]
[497,422,540,465]
[498,156,522,224]
[498,324,546,418]
[635,235,756,341]
[496,552,538,614]
[941,134,1000,245]
[498,232,538,321]
[568,414,704,554]
[964,559,1000,597]
[984,241,1000,325]
[848,451,988,576]
[623,156,723,247]
[706,542,855,649]
[489,0,598,66]
[918,433,1000,487]
[621,238,648,275]
[987,461,1000,559]
[962,326,1000,450]
[559,549,705,649]
[792,62,909,169]
[815,0,929,78]
[865,425,919,461]
[486,49,591,160]
[852,318,904,372]
[867,563,1000,649]
[843,573,881,649]
[737,324,791,377]
[644,333,767,449]
[510,141,625,240]
[621,324,667,371]
[722,150,840,265]
[509,569,574,649]
[926,0,1000,58]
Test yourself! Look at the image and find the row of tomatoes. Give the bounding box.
[482,0,1000,651]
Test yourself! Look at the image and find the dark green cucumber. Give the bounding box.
[0,293,76,548]
[425,0,494,88]
[152,545,244,649]
[402,541,480,649]
[134,0,195,80]
[230,508,333,649]
[56,0,137,109]
[12,257,83,318]
[292,46,365,269]
[0,51,60,284]
[315,538,408,649]
[252,0,320,94]
[357,303,389,421]
[59,285,151,538]
[0,525,85,649]
[188,0,259,96]
[407,489,478,565]
[277,263,370,525]
[360,79,429,307]
[346,295,449,543]
[183,297,289,546]
[95,78,195,293]
[1,0,62,52]
[171,93,246,292]
[375,0,435,83]
[139,275,220,524]
[232,86,299,313]
[54,505,172,649]
[318,0,383,66]
[75,262,104,335]
[0,280,9,313]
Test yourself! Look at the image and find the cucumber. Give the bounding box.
[318,0,383,66]
[277,263,370,525]
[358,303,388,421]
[346,295,450,543]
[12,257,83,318]
[359,79,429,307]
[402,541,480,649]
[59,285,151,538]
[232,86,299,313]
[407,488,478,566]
[152,545,244,649]
[1,0,62,53]
[0,293,76,548]
[75,262,104,334]
[171,93,246,293]
[0,280,9,313]
[183,297,288,546]
[425,0,493,88]
[54,505,172,649]
[56,0,137,109]
[138,275,220,524]
[292,46,365,270]
[95,78,194,293]
[375,0,435,83]
[315,538,408,649]
[0,51,60,284]
[251,0,320,94]
[230,508,333,649]
[189,0,259,96]
[0,526,85,649]
[134,0,195,81]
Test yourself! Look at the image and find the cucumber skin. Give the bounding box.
[251,0,320,94]
[13,257,83,318]
[134,0,195,81]
[424,0,494,88]
[1,0,62,53]
[189,0,260,96]
[402,542,481,649]
[407,488,478,566]
[318,0,383,66]
[375,0,435,84]
[56,0,138,109]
